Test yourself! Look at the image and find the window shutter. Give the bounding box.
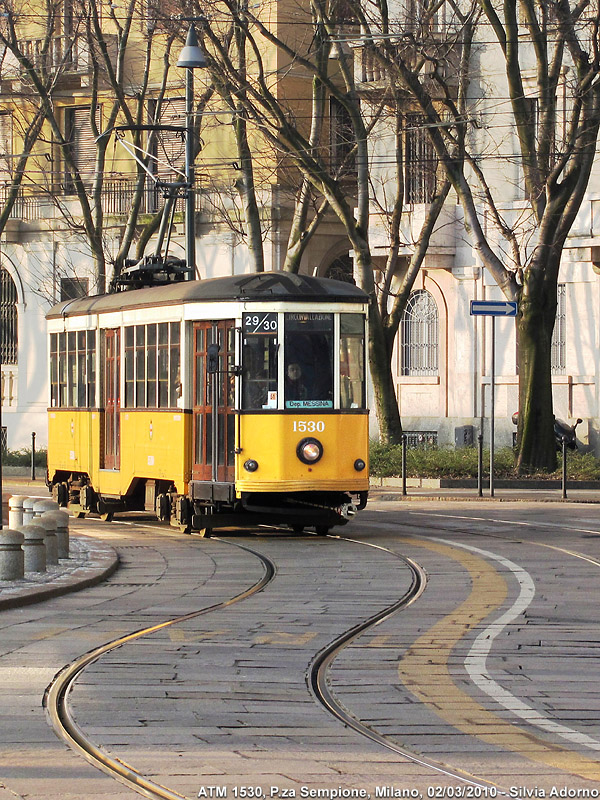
[67,106,100,182]
[0,113,12,183]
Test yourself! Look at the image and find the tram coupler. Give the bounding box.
[337,503,357,520]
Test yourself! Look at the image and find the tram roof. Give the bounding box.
[47,271,368,319]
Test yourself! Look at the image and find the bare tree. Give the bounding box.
[362,0,600,471]
[195,0,467,443]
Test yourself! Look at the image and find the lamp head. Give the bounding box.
[177,25,207,69]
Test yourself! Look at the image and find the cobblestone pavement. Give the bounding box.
[2,502,600,799]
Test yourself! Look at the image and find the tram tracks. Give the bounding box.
[310,534,509,792]
[43,522,537,798]
[44,538,276,800]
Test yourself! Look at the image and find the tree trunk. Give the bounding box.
[515,283,557,473]
[369,303,403,444]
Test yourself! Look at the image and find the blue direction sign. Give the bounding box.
[470,300,517,317]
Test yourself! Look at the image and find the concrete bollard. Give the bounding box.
[30,517,58,566]
[33,499,60,518]
[0,530,25,580]
[20,525,46,573]
[43,511,70,559]
[22,497,37,526]
[8,496,28,530]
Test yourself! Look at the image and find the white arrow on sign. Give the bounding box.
[470,300,518,317]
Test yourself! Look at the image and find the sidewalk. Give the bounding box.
[0,476,119,611]
[369,477,600,503]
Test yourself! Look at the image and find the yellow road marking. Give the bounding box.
[399,537,600,780]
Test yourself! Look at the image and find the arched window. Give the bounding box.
[0,268,17,365]
[400,289,438,376]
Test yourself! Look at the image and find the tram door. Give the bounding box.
[192,320,236,483]
[102,328,121,469]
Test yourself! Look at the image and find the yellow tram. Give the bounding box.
[46,272,370,534]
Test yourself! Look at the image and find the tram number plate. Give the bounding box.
[242,312,278,334]
[293,420,325,433]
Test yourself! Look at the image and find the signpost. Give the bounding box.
[470,300,518,497]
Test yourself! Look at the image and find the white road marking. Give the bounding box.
[431,536,600,752]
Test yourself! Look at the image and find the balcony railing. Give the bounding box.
[22,36,92,73]
[0,179,185,221]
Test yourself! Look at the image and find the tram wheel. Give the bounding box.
[315,525,330,536]
[195,528,212,538]
[292,525,304,534]
[70,505,86,519]
[100,512,114,523]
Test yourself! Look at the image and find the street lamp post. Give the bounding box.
[176,25,207,280]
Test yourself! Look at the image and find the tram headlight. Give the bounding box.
[297,438,323,465]
[354,458,366,471]
[244,459,259,472]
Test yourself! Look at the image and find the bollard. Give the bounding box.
[401,434,407,497]
[477,433,484,498]
[33,499,60,518]
[42,511,69,559]
[562,436,568,500]
[31,517,58,566]
[31,432,36,481]
[22,497,37,526]
[8,495,28,530]
[20,525,46,573]
[0,530,24,580]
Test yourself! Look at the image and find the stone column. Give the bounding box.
[8,495,28,529]
[20,525,46,573]
[43,511,70,559]
[22,497,37,526]
[0,530,24,580]
[30,517,58,566]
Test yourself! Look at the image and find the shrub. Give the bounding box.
[369,440,600,480]
[2,448,47,468]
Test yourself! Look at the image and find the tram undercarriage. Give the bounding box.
[49,472,368,535]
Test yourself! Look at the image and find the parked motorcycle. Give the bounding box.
[511,412,582,450]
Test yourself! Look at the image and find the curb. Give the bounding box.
[369,491,600,504]
[0,535,120,612]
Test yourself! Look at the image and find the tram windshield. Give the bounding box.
[284,313,333,409]
[241,313,278,409]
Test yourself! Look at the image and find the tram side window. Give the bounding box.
[49,330,96,408]
[242,334,278,409]
[340,314,365,409]
[50,333,59,407]
[124,323,181,409]
[284,313,333,409]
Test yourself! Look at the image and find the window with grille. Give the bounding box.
[405,114,438,204]
[400,289,439,376]
[330,97,356,177]
[551,283,566,375]
[0,268,17,365]
[60,277,89,301]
